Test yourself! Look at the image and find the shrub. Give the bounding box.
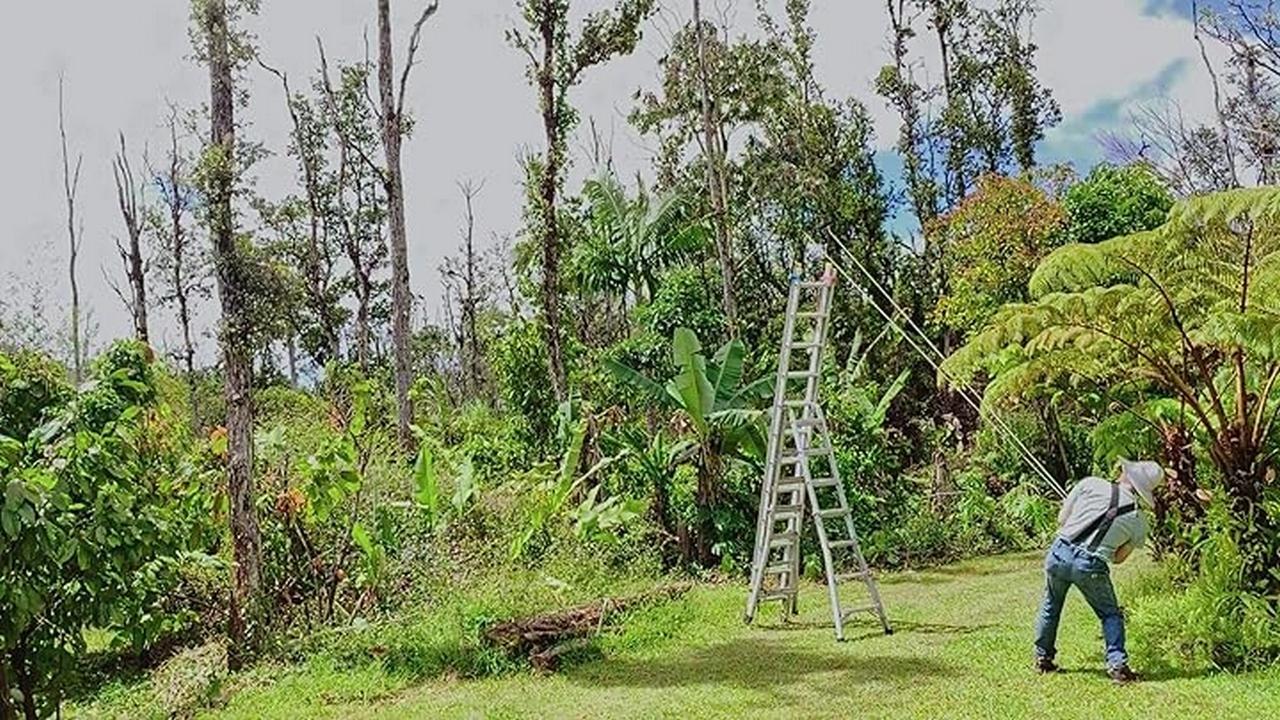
[1,341,212,717]
[634,265,725,345]
[0,351,70,441]
[490,320,557,449]
[1129,517,1280,672]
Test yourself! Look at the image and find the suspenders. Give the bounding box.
[1069,483,1136,552]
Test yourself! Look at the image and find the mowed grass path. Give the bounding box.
[208,553,1280,719]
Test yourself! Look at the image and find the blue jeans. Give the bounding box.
[1034,537,1127,669]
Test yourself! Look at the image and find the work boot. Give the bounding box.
[1108,664,1140,684]
[1034,657,1059,674]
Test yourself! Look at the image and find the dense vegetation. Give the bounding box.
[3,0,1279,717]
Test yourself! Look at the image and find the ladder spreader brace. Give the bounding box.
[745,264,892,641]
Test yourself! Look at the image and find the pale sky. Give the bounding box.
[0,0,1213,361]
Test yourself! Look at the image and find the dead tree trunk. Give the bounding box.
[161,111,201,416]
[692,0,738,337]
[377,0,440,449]
[536,5,569,402]
[203,0,263,671]
[58,76,84,382]
[459,180,483,399]
[112,133,150,344]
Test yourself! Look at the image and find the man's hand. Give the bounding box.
[1114,543,1133,565]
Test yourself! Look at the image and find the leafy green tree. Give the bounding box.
[740,0,892,292]
[878,0,1060,221]
[943,187,1280,589]
[631,3,786,332]
[933,174,1068,337]
[257,62,349,367]
[316,54,390,370]
[1,343,212,719]
[509,0,656,402]
[635,0,892,352]
[1063,163,1174,245]
[606,327,770,566]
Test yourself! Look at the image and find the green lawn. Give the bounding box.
[181,552,1279,720]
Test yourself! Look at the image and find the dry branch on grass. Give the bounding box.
[484,582,692,671]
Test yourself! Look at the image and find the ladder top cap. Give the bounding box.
[789,263,837,287]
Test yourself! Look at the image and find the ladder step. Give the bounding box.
[810,477,840,488]
[764,562,795,575]
[792,281,829,289]
[775,476,806,489]
[784,371,819,381]
[828,539,860,549]
[840,605,879,620]
[795,311,828,319]
[761,589,798,601]
[769,532,800,549]
[815,508,847,519]
[836,570,872,582]
[784,399,815,408]
[781,449,831,463]
[791,418,822,429]
[771,504,804,520]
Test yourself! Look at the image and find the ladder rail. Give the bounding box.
[809,403,893,635]
[791,409,848,640]
[746,278,804,621]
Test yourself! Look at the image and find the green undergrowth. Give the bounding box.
[68,544,669,719]
[71,552,1280,719]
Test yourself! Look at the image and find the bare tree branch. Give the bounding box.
[1193,0,1241,187]
[397,1,441,115]
[58,73,84,381]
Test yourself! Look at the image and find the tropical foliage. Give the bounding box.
[945,187,1280,596]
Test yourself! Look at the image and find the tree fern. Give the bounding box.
[945,187,1280,501]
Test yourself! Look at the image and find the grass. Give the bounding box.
[72,552,1280,719]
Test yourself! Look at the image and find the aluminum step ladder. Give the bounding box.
[745,265,892,640]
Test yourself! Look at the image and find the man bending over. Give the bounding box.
[1034,460,1164,684]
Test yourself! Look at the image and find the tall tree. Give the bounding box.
[111,133,150,344]
[692,0,738,335]
[317,46,390,371]
[194,0,263,670]
[508,0,656,402]
[57,75,84,383]
[877,0,1059,220]
[376,0,440,448]
[879,0,941,225]
[260,60,345,364]
[148,109,207,395]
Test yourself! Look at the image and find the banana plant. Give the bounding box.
[604,327,772,565]
[572,172,708,304]
[510,416,625,559]
[605,327,772,461]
